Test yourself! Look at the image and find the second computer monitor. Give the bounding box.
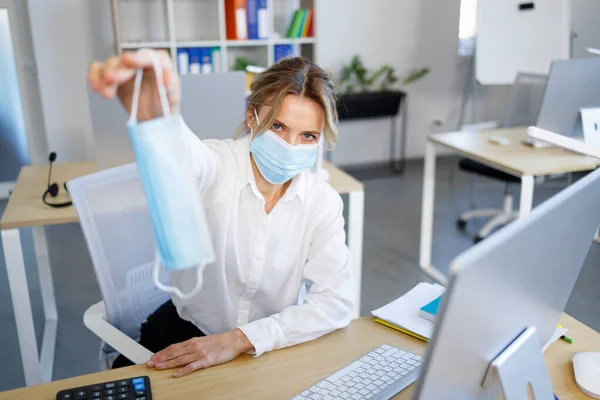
[537,57,600,138]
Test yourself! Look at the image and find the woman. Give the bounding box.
[88,50,353,378]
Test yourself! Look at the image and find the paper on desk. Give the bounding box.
[123,261,170,323]
[542,327,568,353]
[371,282,445,340]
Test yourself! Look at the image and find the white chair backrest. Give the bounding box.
[501,72,548,128]
[67,163,170,341]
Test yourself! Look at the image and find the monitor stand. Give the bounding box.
[482,327,554,399]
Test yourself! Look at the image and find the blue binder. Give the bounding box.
[247,0,259,39]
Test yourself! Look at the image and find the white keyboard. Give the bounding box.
[292,344,423,400]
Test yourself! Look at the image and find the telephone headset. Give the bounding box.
[42,152,72,208]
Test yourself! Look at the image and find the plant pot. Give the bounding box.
[337,91,405,121]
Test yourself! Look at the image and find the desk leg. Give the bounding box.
[33,226,57,383]
[519,175,535,218]
[2,229,43,386]
[348,189,364,319]
[419,142,448,285]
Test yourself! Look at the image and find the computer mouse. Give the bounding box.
[573,352,600,398]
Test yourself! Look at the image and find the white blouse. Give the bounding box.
[170,122,354,356]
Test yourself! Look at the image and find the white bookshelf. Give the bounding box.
[110,0,317,72]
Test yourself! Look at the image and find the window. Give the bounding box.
[458,0,478,56]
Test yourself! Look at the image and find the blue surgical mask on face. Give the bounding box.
[127,50,215,300]
[249,108,320,184]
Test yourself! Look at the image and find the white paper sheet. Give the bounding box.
[371,282,445,340]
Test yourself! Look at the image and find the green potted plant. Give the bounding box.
[337,55,429,120]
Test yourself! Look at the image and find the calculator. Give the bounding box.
[56,376,152,400]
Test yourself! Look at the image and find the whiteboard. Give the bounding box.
[476,0,570,85]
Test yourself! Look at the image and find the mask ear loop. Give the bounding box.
[128,49,171,124]
[153,250,205,300]
[128,50,204,299]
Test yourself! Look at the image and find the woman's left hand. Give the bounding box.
[146,328,254,377]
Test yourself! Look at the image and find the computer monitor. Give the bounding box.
[415,167,600,399]
[536,58,600,138]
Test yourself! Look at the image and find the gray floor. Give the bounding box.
[1,156,600,391]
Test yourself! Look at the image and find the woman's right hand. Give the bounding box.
[88,49,181,122]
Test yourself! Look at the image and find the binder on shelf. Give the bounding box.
[247,0,259,40]
[274,44,294,62]
[189,48,201,75]
[177,48,189,75]
[295,9,308,38]
[225,0,248,40]
[211,47,222,73]
[287,9,303,38]
[302,9,313,38]
[201,48,213,74]
[257,0,269,39]
[307,8,314,37]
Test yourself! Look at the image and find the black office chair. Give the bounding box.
[457,73,547,242]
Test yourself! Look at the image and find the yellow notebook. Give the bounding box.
[374,318,429,342]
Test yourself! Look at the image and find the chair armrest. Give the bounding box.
[83,301,153,365]
[460,121,501,132]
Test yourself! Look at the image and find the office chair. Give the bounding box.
[457,73,547,242]
[67,163,170,369]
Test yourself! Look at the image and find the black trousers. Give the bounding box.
[112,300,205,368]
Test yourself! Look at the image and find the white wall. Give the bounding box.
[571,0,600,57]
[316,0,509,165]
[25,0,593,166]
[27,0,110,163]
[4,0,47,166]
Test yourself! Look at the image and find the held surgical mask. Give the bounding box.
[127,50,215,300]
[249,108,320,184]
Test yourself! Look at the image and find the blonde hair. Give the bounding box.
[243,57,339,149]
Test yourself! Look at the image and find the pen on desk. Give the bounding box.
[560,335,573,344]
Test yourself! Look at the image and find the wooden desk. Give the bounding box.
[0,162,97,229]
[429,128,600,177]
[1,161,363,387]
[0,314,595,399]
[419,127,600,283]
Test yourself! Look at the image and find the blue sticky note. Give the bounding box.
[419,295,443,322]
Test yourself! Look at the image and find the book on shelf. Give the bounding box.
[307,8,314,37]
[286,9,314,38]
[225,0,248,40]
[200,48,213,74]
[177,48,220,75]
[228,0,269,41]
[302,9,313,38]
[286,9,302,38]
[274,44,294,62]
[257,0,269,39]
[189,48,201,74]
[211,47,221,73]
[177,48,189,75]
[247,0,259,39]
